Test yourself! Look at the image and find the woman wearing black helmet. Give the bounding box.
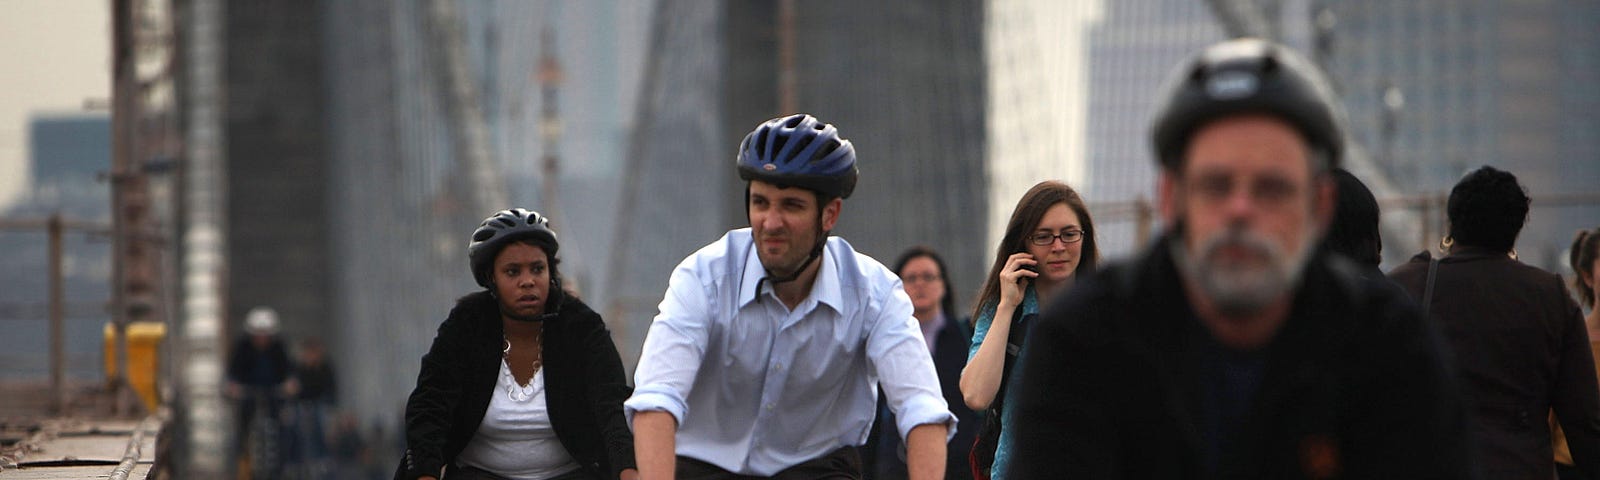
[1389,167,1600,479]
[397,209,637,480]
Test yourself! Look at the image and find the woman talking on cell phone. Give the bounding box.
[959,180,1099,480]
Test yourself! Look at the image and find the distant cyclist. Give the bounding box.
[289,336,337,478]
[226,306,298,476]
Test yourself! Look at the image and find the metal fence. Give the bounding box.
[1085,192,1600,285]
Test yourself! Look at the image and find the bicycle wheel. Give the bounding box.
[247,409,281,480]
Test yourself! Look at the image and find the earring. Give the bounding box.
[1439,235,1454,252]
[1508,249,1517,260]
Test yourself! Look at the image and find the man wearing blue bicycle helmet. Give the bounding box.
[627,114,955,480]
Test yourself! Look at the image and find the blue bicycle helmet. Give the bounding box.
[736,114,858,199]
[468,208,559,288]
[1151,38,1346,171]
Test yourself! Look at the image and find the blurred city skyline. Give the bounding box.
[0,1,110,210]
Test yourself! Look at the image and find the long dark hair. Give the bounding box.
[1572,227,1600,309]
[893,246,957,320]
[971,181,1098,319]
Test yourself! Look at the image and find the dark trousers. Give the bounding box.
[448,464,597,480]
[677,447,863,480]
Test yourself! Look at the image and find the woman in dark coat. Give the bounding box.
[862,246,981,480]
[1389,166,1600,479]
[397,209,637,480]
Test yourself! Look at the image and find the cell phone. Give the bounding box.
[1016,264,1037,283]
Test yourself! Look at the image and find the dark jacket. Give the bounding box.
[862,316,980,480]
[1004,235,1474,479]
[226,336,292,387]
[1390,247,1600,479]
[397,291,636,480]
[295,361,337,404]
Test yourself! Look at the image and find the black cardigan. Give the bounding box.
[397,291,636,480]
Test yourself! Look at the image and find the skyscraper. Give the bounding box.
[0,114,113,380]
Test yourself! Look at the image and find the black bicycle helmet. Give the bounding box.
[736,114,858,199]
[1151,38,1346,171]
[468,208,559,288]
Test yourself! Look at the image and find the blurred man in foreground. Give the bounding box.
[1002,38,1473,479]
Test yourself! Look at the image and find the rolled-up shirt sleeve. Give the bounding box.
[625,259,711,427]
[868,279,958,441]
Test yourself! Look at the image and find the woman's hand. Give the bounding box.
[998,252,1038,307]
[620,468,640,480]
[962,253,1037,411]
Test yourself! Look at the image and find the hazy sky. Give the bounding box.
[0,1,110,209]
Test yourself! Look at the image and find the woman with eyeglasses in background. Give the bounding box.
[960,180,1099,480]
[861,246,981,480]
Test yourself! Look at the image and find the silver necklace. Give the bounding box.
[501,323,544,402]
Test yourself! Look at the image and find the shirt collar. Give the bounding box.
[738,239,842,313]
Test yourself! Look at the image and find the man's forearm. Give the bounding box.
[905,422,949,480]
[633,411,678,480]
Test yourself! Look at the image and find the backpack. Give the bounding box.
[969,310,1035,480]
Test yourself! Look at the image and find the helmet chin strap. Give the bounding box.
[753,232,829,303]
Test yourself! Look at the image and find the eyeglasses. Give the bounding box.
[1029,229,1086,246]
[1186,172,1303,207]
[900,273,940,284]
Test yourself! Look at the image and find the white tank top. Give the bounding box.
[454,360,583,479]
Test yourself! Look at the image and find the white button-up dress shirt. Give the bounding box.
[625,228,956,476]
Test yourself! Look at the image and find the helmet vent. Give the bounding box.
[816,139,842,160]
[771,134,789,160]
[495,218,515,228]
[784,116,805,128]
[473,230,495,241]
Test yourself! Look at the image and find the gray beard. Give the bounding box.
[1172,224,1317,318]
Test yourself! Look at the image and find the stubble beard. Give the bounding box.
[758,224,823,278]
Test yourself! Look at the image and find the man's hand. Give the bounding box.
[633,411,678,480]
[905,423,949,480]
[619,467,640,480]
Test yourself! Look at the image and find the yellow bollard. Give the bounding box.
[127,322,165,411]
